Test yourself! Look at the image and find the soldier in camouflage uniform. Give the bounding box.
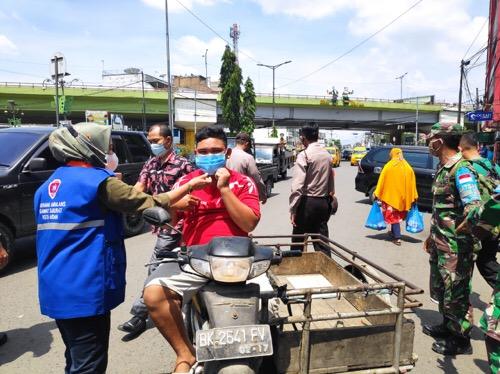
[422,123,482,355]
[461,186,500,373]
[459,133,500,289]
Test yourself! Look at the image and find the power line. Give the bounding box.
[174,0,260,64]
[278,0,424,89]
[463,17,488,60]
[0,68,46,79]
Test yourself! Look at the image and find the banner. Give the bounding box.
[85,110,109,125]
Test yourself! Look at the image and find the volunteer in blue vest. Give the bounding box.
[34,123,210,374]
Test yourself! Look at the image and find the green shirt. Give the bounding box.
[98,177,170,213]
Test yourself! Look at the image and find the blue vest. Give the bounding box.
[34,166,126,319]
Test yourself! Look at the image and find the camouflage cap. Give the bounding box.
[425,122,463,139]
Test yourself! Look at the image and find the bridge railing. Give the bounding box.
[255,92,449,106]
[0,81,450,106]
[0,81,159,91]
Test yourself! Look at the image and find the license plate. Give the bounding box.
[195,324,273,362]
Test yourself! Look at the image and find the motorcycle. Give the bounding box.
[142,207,301,374]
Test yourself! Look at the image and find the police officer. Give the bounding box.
[422,123,482,355]
[34,123,210,374]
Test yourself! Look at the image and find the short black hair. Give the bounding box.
[300,122,319,142]
[460,132,478,150]
[150,123,172,138]
[439,134,461,151]
[235,132,251,145]
[195,126,227,146]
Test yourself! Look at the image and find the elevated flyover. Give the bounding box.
[0,83,443,133]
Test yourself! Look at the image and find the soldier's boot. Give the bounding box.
[432,335,472,356]
[422,318,451,339]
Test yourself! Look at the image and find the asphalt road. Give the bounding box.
[0,162,493,373]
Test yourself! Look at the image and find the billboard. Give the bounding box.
[85,110,109,125]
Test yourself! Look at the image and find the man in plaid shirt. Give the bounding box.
[118,124,193,337]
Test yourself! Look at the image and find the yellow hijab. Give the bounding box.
[374,148,418,212]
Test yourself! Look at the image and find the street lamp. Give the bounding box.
[257,60,292,133]
[395,72,407,101]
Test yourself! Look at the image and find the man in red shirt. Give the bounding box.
[143,127,260,374]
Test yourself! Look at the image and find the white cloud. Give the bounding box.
[248,0,488,102]
[141,0,227,13]
[0,35,18,55]
[171,35,229,78]
[251,0,351,20]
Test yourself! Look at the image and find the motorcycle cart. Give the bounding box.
[252,234,423,374]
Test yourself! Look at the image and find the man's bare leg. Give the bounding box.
[144,285,195,372]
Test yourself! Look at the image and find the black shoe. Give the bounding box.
[422,323,451,339]
[0,333,7,346]
[432,336,472,356]
[117,316,146,335]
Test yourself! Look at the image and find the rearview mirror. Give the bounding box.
[26,158,47,172]
[143,207,171,227]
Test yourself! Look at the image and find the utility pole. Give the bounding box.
[51,55,64,126]
[476,87,480,132]
[229,24,240,64]
[457,59,471,124]
[141,70,147,131]
[194,90,197,135]
[415,96,419,145]
[165,0,175,137]
[202,49,208,79]
[395,72,407,101]
[257,60,292,134]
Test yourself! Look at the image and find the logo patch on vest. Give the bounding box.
[48,179,61,199]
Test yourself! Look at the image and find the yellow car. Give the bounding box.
[350,146,367,166]
[325,146,341,168]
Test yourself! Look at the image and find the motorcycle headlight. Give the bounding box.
[209,256,251,283]
[190,258,212,278]
[249,260,271,279]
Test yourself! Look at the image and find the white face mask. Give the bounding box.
[105,152,119,172]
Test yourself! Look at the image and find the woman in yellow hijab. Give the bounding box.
[374,148,418,245]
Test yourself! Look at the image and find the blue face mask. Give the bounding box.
[151,143,166,157]
[195,153,226,175]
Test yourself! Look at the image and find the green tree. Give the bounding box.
[333,139,342,149]
[222,64,242,134]
[241,77,256,135]
[219,45,236,90]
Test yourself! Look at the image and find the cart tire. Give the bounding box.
[123,212,145,237]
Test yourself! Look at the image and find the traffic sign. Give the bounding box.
[466,110,493,121]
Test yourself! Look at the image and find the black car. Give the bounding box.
[355,146,438,208]
[342,149,353,161]
[0,126,152,271]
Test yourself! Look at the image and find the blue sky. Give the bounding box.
[0,0,490,104]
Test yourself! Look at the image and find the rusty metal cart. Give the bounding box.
[252,234,423,374]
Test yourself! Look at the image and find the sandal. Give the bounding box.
[173,361,201,374]
[393,239,401,246]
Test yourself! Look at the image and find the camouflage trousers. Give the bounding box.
[486,336,500,374]
[429,248,474,337]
